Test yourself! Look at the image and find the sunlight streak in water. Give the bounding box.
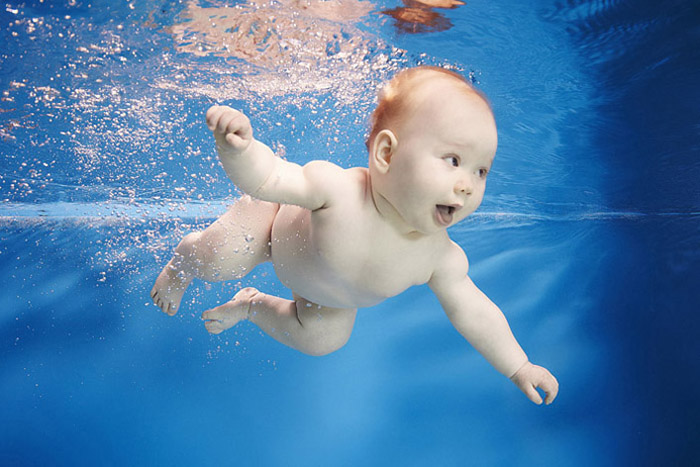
[3,200,696,225]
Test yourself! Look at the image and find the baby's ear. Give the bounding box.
[371,129,398,174]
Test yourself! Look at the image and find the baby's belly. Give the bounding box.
[270,205,401,309]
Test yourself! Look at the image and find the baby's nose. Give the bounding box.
[455,179,472,195]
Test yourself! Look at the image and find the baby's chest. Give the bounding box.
[272,203,439,302]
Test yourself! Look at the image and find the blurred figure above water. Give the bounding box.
[382,0,465,34]
[165,0,399,99]
[170,0,373,69]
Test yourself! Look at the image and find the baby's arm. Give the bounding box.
[429,242,559,405]
[206,105,341,210]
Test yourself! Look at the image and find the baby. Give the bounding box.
[152,66,559,405]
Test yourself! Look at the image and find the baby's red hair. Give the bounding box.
[366,66,489,150]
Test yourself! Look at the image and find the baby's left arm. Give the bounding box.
[428,242,559,404]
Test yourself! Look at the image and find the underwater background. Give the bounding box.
[1,0,698,465]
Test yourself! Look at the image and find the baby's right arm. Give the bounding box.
[206,105,342,210]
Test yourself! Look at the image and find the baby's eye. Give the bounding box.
[445,155,460,167]
[477,168,489,179]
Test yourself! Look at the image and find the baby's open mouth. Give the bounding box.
[436,205,456,226]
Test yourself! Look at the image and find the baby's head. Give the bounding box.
[366,66,492,151]
[367,66,498,234]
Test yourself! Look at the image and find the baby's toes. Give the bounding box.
[202,306,236,334]
[202,306,227,322]
[204,320,224,335]
[166,302,178,316]
[152,292,165,313]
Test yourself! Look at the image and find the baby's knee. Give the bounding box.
[180,232,241,281]
[303,330,351,357]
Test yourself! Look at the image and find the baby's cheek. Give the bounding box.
[465,199,482,217]
[474,190,486,206]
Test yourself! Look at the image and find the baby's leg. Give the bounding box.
[202,288,357,357]
[151,195,279,315]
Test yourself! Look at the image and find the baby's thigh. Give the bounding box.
[294,294,357,345]
[201,195,279,258]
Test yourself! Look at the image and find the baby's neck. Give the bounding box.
[368,182,424,238]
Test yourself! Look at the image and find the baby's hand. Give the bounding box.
[510,361,559,405]
[206,105,253,154]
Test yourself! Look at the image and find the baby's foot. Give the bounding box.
[201,287,259,335]
[151,257,194,316]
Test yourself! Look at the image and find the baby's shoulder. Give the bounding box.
[303,161,368,200]
[429,238,470,282]
[303,160,365,185]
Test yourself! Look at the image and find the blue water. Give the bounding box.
[1,0,699,465]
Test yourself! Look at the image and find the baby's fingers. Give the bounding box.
[522,382,544,405]
[540,372,559,405]
[511,362,559,405]
[220,112,250,138]
[206,106,251,136]
[206,105,228,131]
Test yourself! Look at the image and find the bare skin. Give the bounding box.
[151,70,559,404]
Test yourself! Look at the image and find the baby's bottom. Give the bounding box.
[151,195,356,356]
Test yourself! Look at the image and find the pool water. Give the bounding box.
[1,0,698,465]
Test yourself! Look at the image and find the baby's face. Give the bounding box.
[382,79,498,234]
